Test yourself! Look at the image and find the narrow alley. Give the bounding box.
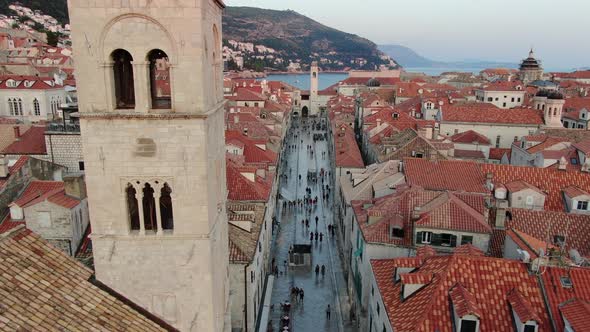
[268,115,354,332]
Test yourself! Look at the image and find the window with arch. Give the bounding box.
[9,98,23,116]
[112,49,135,109]
[142,183,157,232]
[160,183,174,230]
[148,49,171,109]
[33,98,40,116]
[126,181,174,233]
[126,184,140,231]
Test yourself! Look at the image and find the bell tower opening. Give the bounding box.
[148,49,172,109]
[111,49,135,109]
[68,1,229,330]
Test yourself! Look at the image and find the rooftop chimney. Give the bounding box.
[63,174,86,200]
[558,157,567,171]
[13,126,20,140]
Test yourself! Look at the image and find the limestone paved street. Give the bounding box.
[268,116,355,332]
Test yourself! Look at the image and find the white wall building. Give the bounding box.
[0,75,67,122]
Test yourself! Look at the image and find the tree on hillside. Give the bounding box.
[46,31,59,46]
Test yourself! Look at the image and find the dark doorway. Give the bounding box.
[302,106,309,117]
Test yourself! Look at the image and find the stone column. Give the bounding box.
[135,183,145,235]
[100,61,115,110]
[154,183,163,235]
[131,61,150,112]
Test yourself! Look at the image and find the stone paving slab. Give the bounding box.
[267,117,356,332]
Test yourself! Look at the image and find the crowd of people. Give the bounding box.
[268,116,338,332]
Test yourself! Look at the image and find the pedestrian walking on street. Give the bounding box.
[310,232,314,241]
[315,264,320,276]
[314,231,319,241]
[326,305,331,320]
[319,233,324,242]
[299,289,304,303]
[321,264,326,277]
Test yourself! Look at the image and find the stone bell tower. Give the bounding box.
[310,61,320,115]
[67,1,229,331]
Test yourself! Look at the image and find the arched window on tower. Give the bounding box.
[142,183,157,232]
[111,49,135,109]
[160,183,174,230]
[126,184,140,231]
[148,49,171,109]
[33,98,40,116]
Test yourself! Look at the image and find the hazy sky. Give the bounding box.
[226,0,589,70]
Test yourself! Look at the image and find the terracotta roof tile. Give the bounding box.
[1,126,46,155]
[507,288,541,323]
[442,103,543,125]
[371,254,550,332]
[559,298,590,332]
[450,283,482,317]
[450,130,491,145]
[541,266,590,332]
[0,228,172,331]
[404,158,487,193]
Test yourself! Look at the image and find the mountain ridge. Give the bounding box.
[379,44,516,69]
[223,6,395,71]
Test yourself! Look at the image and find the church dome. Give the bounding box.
[520,49,542,70]
[366,78,381,87]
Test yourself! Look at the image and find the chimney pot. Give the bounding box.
[13,126,20,139]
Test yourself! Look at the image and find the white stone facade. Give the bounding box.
[68,1,229,331]
[0,87,66,122]
[475,89,525,109]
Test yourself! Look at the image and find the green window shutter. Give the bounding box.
[416,231,423,244]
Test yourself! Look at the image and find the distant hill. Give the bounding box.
[224,7,394,71]
[0,2,396,71]
[378,44,444,68]
[0,0,68,24]
[379,44,516,70]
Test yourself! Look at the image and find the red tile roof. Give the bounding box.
[333,123,364,168]
[481,163,590,211]
[507,288,541,323]
[371,253,550,332]
[0,228,171,331]
[231,88,267,102]
[442,103,544,125]
[573,139,590,155]
[225,130,277,165]
[404,158,487,193]
[453,149,486,159]
[226,161,271,201]
[1,126,46,155]
[12,180,80,209]
[507,209,590,257]
[415,193,491,234]
[0,75,63,90]
[540,266,590,332]
[450,130,491,145]
[0,214,24,234]
[449,283,482,318]
[559,299,590,332]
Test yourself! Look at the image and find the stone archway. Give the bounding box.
[302,106,309,117]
